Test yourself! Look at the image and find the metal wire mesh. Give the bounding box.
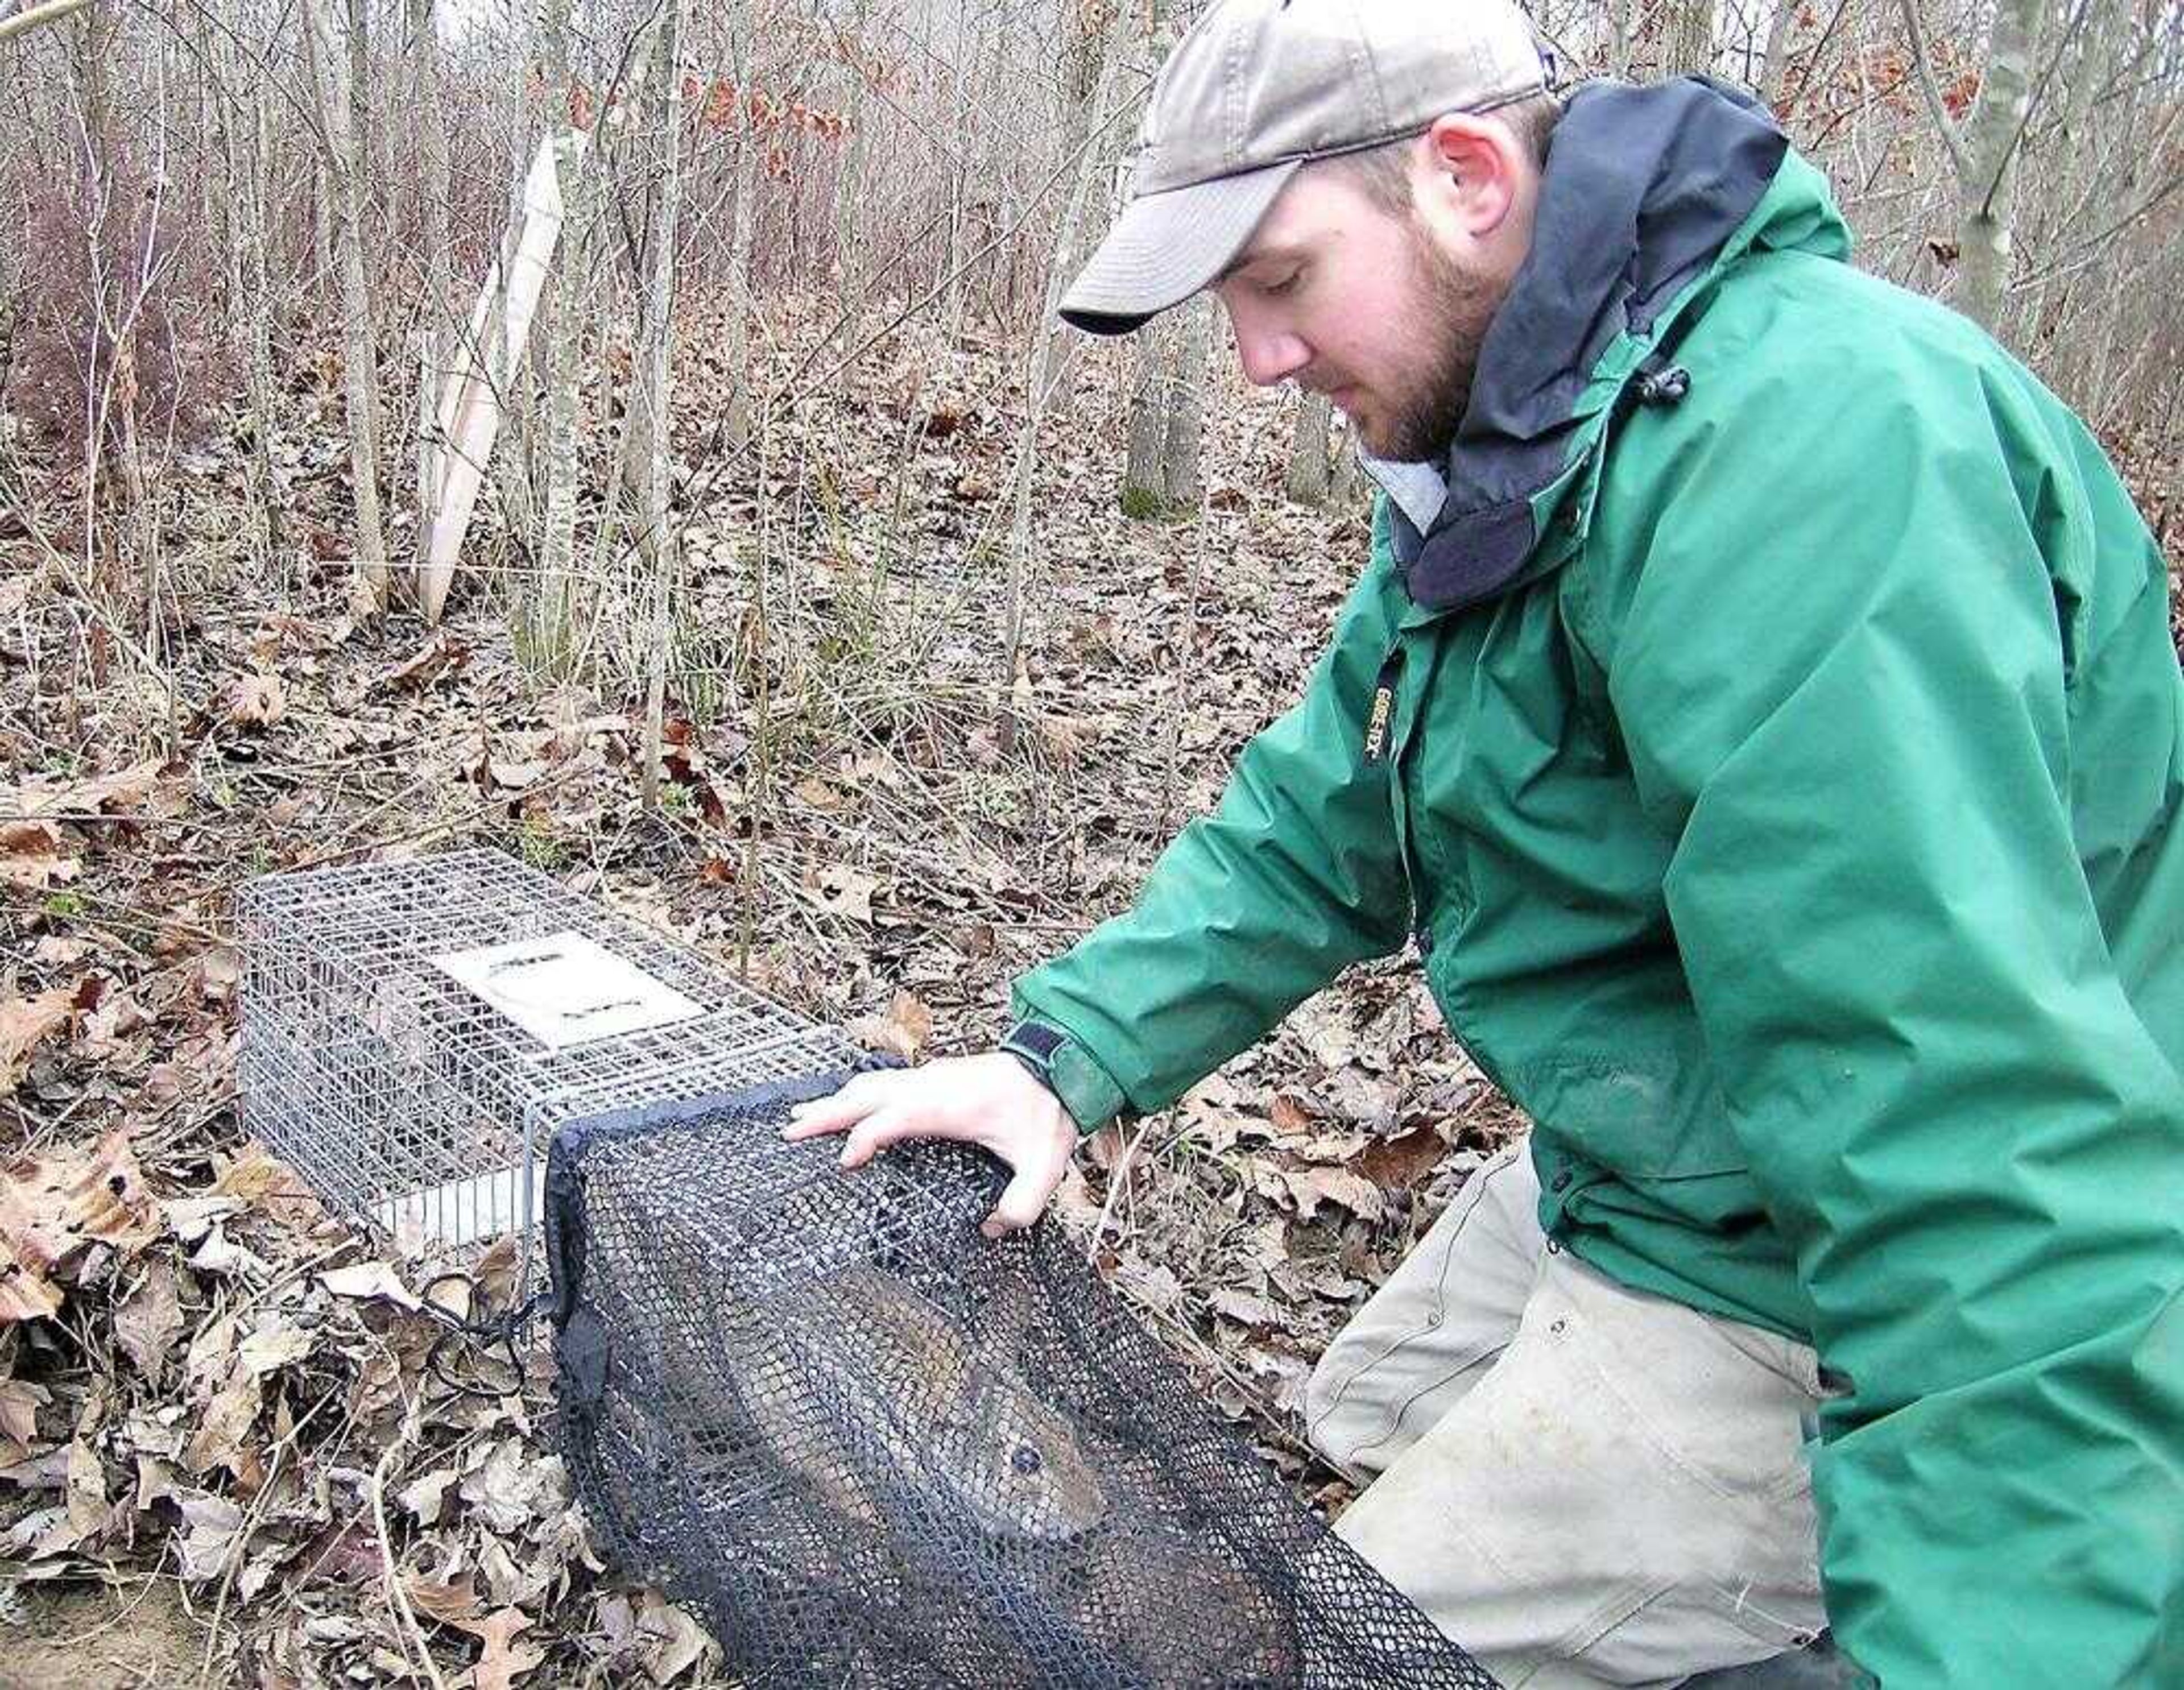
[547,1079,1501,1689]
[237,850,863,1265]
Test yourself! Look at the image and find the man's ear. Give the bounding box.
[1413,113,1523,241]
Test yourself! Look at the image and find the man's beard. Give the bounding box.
[1348,221,1505,463]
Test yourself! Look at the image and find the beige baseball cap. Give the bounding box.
[1061,0,1557,335]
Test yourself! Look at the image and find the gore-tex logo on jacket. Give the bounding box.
[1364,652,1403,764]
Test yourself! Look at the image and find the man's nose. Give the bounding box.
[1230,317,1311,388]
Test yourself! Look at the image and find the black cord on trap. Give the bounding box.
[417,1269,556,1403]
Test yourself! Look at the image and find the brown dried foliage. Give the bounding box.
[5,153,222,471]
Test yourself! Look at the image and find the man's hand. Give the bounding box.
[782,1054,1077,1239]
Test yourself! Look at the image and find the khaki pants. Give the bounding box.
[1306,1142,1829,1688]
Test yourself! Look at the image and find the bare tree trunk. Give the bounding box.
[832,0,873,329]
[1953,0,2048,333]
[1028,0,1125,416]
[312,159,332,302]
[1758,0,1802,108]
[345,0,373,219]
[214,0,280,571]
[2055,0,2121,146]
[1122,310,1176,513]
[1003,0,1128,688]
[1123,296,1214,513]
[242,52,284,570]
[412,0,452,595]
[721,0,759,453]
[567,20,664,669]
[204,23,235,345]
[1163,296,1213,507]
[0,186,16,433]
[1900,0,2053,335]
[304,0,388,606]
[576,22,668,668]
[1660,0,1715,77]
[65,0,116,602]
[639,0,686,811]
[1330,416,1368,506]
[121,89,169,650]
[1285,391,1333,506]
[983,7,1020,326]
[531,0,582,667]
[942,14,970,339]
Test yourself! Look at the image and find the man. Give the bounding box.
[785,0,2184,1682]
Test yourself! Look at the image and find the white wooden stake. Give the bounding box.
[418,132,584,626]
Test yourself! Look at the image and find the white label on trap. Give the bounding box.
[432,930,701,1049]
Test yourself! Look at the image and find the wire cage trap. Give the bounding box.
[546,1080,1499,1689]
[239,850,1498,1685]
[236,849,864,1282]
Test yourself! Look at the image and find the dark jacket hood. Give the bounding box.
[1389,77,1794,609]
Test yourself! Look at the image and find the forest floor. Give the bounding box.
[2,295,2177,1688]
[0,298,1530,1688]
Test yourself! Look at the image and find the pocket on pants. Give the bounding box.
[1546,1261,1821,1508]
[1329,1292,1689,1673]
[1305,1142,1538,1473]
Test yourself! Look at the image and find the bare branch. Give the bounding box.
[2009,167,2184,291]
[1896,0,1976,181]
[0,0,94,44]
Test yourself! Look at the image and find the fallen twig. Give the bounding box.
[370,1394,449,1690]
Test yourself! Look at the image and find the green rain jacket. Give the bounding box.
[1008,80,2184,1685]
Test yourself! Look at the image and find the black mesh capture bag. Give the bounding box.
[544,1074,1499,1689]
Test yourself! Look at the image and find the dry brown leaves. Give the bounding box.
[221,670,287,729]
[803,859,884,923]
[0,821,73,893]
[0,988,77,1095]
[847,987,934,1059]
[0,757,166,897]
[0,1129,161,1323]
[403,1576,549,1688]
[0,1124,716,1683]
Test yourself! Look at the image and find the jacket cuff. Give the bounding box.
[999,1015,1130,1135]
